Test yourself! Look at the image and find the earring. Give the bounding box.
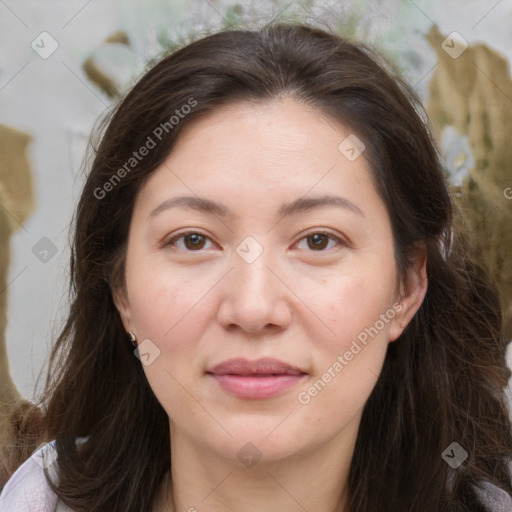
[128,331,137,349]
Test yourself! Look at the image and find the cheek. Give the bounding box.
[291,254,397,427]
[294,278,394,431]
[125,253,214,342]
[296,258,397,352]
[126,264,216,418]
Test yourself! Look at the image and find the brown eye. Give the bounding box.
[295,231,345,252]
[183,233,206,250]
[307,233,330,250]
[166,231,213,251]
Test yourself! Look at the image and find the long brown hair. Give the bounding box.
[5,23,512,511]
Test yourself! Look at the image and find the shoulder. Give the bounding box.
[473,478,512,512]
[0,439,86,512]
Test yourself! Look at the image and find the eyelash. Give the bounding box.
[164,229,347,253]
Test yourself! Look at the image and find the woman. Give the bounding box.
[1,22,511,512]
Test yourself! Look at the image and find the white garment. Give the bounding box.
[0,440,71,512]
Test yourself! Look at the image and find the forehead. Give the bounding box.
[137,98,374,205]
[173,97,348,159]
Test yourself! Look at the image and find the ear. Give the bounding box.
[112,285,133,334]
[388,243,428,342]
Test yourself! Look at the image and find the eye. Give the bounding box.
[165,231,215,251]
[164,230,346,253]
[295,231,345,252]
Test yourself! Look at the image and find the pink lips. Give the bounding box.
[207,357,307,399]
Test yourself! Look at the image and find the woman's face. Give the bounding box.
[115,98,424,465]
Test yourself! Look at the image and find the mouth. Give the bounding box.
[206,358,307,399]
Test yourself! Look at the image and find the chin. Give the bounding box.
[202,420,311,464]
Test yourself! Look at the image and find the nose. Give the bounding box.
[216,247,293,335]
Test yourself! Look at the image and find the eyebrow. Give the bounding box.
[148,194,364,219]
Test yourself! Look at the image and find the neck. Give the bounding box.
[162,419,359,512]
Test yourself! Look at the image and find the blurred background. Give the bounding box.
[1,0,511,403]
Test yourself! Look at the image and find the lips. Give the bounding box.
[207,358,307,399]
[207,357,306,376]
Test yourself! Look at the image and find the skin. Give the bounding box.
[114,97,427,512]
